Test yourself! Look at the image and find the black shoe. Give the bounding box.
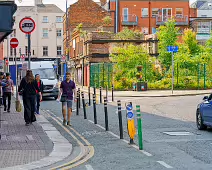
[4,108,6,111]
[25,123,30,126]
[7,110,10,113]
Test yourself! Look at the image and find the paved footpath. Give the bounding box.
[0,98,72,170]
[78,85,211,97]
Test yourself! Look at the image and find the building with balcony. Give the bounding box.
[109,0,191,35]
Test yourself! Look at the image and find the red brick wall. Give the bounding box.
[110,0,190,34]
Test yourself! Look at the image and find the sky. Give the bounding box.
[15,0,196,12]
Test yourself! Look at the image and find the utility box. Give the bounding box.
[136,82,147,91]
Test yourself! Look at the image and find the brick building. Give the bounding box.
[109,0,191,34]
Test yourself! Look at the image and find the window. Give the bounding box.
[43,46,48,56]
[73,39,76,49]
[10,47,13,56]
[123,8,128,21]
[42,28,48,38]
[142,8,148,17]
[25,46,28,56]
[56,29,62,37]
[43,16,48,23]
[56,16,62,23]
[152,27,157,34]
[57,46,62,55]
[197,21,210,34]
[152,8,159,17]
[33,50,35,56]
[176,8,183,18]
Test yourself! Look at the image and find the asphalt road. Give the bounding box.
[40,94,212,170]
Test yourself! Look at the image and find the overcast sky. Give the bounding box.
[15,0,196,12]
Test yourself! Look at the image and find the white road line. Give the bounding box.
[85,164,94,170]
[157,161,173,169]
[108,131,120,138]
[96,124,105,130]
[88,120,94,124]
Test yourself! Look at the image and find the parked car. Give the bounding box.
[196,94,212,130]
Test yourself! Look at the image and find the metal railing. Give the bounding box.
[156,15,188,25]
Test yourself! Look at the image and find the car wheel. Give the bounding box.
[196,109,207,130]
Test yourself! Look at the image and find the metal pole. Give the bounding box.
[112,84,114,102]
[76,90,79,115]
[93,94,97,124]
[171,51,174,94]
[88,86,91,106]
[78,88,81,108]
[136,105,143,150]
[204,63,206,89]
[104,97,109,131]
[81,92,87,119]
[7,36,9,72]
[100,86,102,103]
[28,34,31,70]
[93,86,96,96]
[198,63,200,90]
[106,85,108,101]
[117,100,123,139]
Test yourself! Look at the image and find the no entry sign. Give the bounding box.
[10,38,19,48]
[19,17,36,34]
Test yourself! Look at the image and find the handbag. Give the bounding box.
[16,99,22,112]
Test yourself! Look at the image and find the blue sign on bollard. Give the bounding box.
[126,103,134,120]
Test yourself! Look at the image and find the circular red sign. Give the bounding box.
[10,38,19,48]
[20,54,25,59]
[19,17,36,34]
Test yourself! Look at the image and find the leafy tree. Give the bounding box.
[157,19,179,69]
[102,16,112,26]
[115,27,144,40]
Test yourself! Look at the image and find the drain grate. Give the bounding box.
[163,131,194,136]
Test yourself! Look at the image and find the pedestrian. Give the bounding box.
[18,70,42,126]
[0,72,4,105]
[35,74,44,115]
[57,72,76,126]
[2,73,14,112]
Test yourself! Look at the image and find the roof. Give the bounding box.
[17,4,64,13]
[191,0,212,9]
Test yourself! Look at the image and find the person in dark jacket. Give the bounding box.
[18,70,42,126]
[35,74,44,114]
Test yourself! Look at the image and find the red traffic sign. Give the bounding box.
[5,59,9,66]
[20,54,25,60]
[19,17,36,34]
[61,55,66,62]
[10,38,19,48]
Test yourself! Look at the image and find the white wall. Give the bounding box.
[198,10,212,17]
[3,6,64,60]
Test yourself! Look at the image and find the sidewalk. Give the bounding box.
[78,85,212,97]
[0,98,72,170]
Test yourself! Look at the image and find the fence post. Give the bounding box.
[177,63,179,85]
[100,86,102,103]
[93,94,97,124]
[136,105,143,150]
[76,90,79,116]
[112,84,114,102]
[81,92,87,119]
[104,97,109,131]
[78,88,81,108]
[117,100,123,139]
[204,63,206,89]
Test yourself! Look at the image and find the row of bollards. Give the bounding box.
[76,86,143,150]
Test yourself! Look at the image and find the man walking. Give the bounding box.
[2,73,14,112]
[57,72,76,126]
[35,74,43,115]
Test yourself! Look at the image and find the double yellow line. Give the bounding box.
[45,111,94,170]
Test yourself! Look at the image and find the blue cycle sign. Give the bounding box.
[126,103,134,120]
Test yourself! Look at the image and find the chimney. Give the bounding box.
[100,0,107,6]
[35,0,43,5]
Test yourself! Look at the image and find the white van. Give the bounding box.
[30,61,59,99]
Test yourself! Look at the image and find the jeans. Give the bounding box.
[3,92,11,111]
[35,94,40,113]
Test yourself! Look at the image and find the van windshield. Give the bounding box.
[31,68,56,79]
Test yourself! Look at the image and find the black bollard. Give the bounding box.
[81,92,87,119]
[104,97,109,131]
[88,86,91,106]
[78,88,81,108]
[117,100,123,139]
[112,84,114,102]
[106,86,108,101]
[93,94,97,124]
[93,87,96,95]
[76,91,79,116]
[100,86,102,103]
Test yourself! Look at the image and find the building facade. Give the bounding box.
[109,0,191,34]
[3,0,64,62]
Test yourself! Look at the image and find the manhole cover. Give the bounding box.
[163,131,194,136]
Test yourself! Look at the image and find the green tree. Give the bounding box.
[157,19,179,69]
[115,27,144,40]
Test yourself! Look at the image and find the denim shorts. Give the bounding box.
[62,100,73,109]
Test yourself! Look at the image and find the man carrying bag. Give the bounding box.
[57,72,76,126]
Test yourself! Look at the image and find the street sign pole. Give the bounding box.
[172,51,174,94]
[14,48,18,101]
[28,34,31,70]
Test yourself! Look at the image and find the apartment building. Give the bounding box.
[3,0,64,62]
[109,0,191,34]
